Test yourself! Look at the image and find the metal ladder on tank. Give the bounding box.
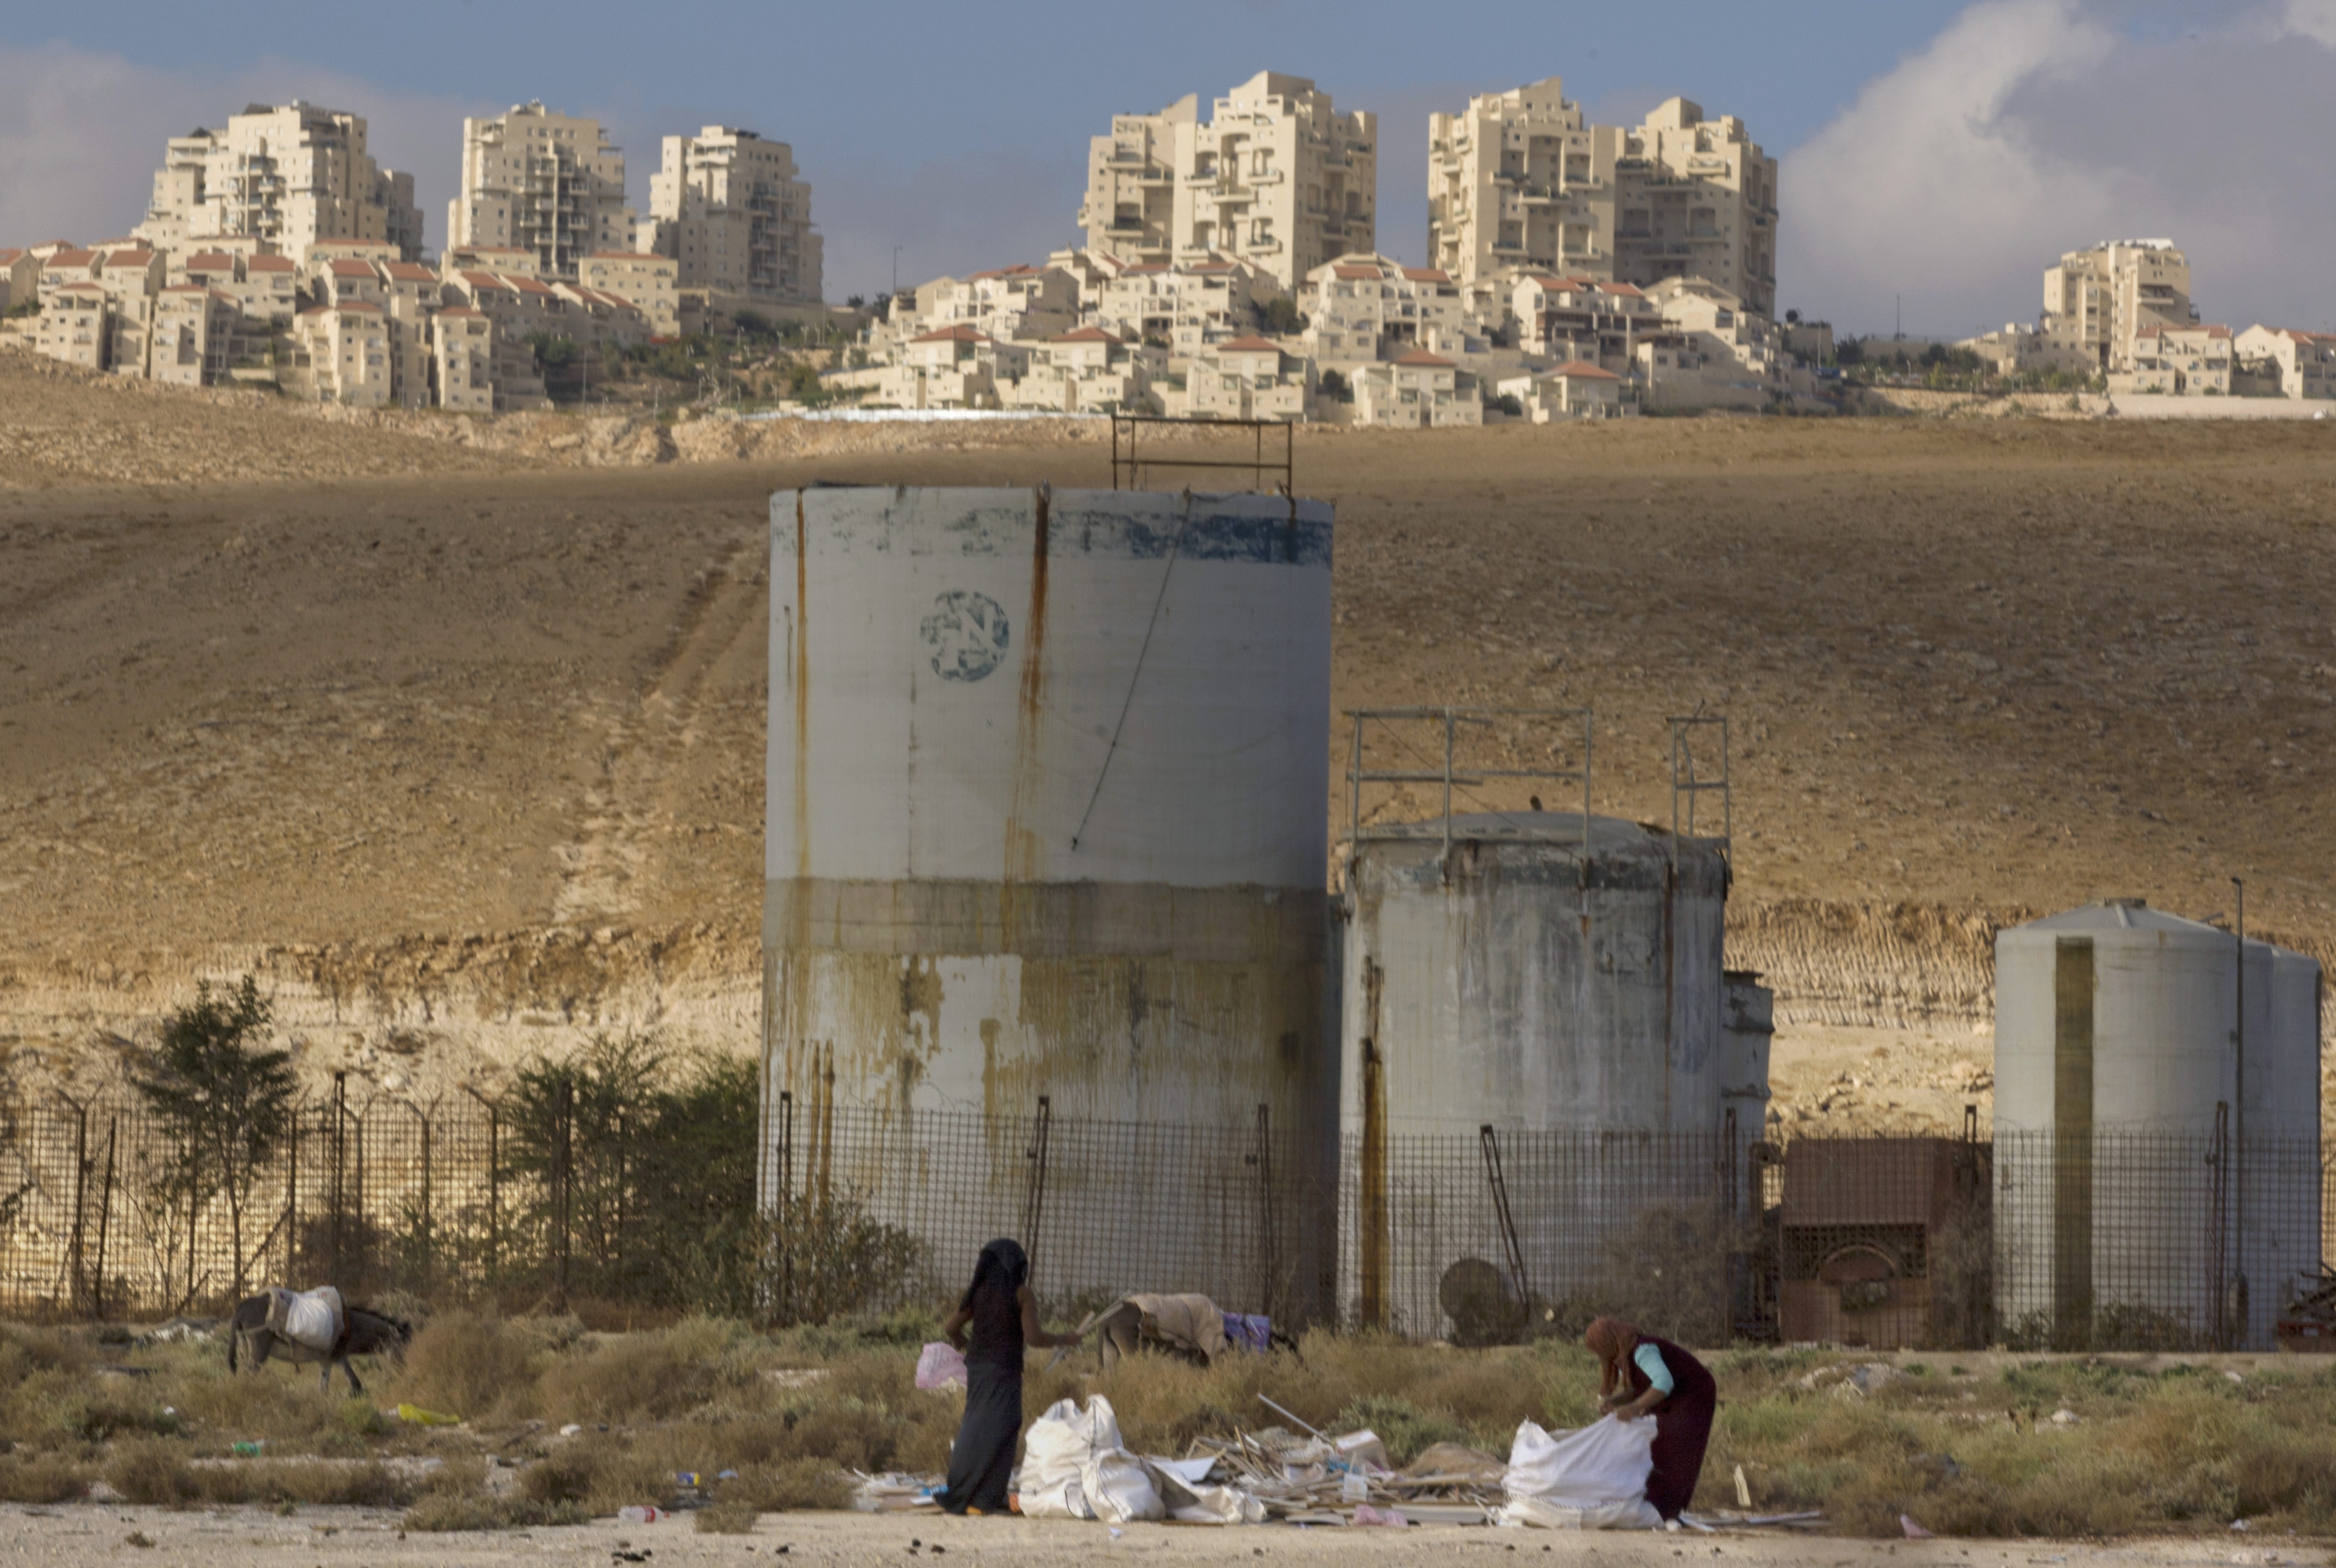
[1342,707,1594,904]
[1667,711,1732,872]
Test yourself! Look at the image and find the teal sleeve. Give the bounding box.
[1632,1341,1674,1396]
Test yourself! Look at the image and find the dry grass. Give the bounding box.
[694,1500,759,1532]
[15,1311,2335,1537]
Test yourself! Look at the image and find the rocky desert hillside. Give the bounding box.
[3,348,2332,1133]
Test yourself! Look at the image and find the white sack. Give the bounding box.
[1499,1414,1662,1531]
[1081,1448,1165,1523]
[1017,1396,1128,1521]
[1146,1458,1265,1525]
[279,1286,344,1353]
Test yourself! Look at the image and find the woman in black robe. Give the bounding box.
[935,1238,1082,1516]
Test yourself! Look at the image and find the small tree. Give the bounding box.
[133,977,298,1300]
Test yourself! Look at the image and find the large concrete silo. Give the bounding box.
[1993,899,2322,1348]
[763,485,1335,1315]
[1337,811,1736,1334]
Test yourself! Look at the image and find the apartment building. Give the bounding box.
[2042,240,2195,371]
[1507,274,1657,369]
[1173,334,1309,420]
[1496,361,1625,421]
[148,286,239,387]
[177,250,303,322]
[2234,326,2336,400]
[1086,258,1264,359]
[431,309,499,412]
[1078,71,1376,292]
[640,127,820,308]
[580,252,680,335]
[135,102,421,264]
[1428,80,1777,316]
[447,103,633,279]
[0,249,34,314]
[897,265,1081,345]
[2112,322,2233,396]
[1352,349,1481,427]
[293,301,397,405]
[878,325,1030,410]
[1299,254,1469,366]
[36,284,112,368]
[1001,326,1164,413]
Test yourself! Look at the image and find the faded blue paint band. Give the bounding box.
[791,490,1334,567]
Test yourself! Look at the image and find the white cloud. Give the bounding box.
[0,43,480,250]
[1779,0,2336,337]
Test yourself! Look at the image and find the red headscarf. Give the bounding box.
[1583,1316,1640,1398]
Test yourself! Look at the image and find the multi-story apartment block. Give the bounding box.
[431,309,498,411]
[2042,240,2195,372]
[36,284,112,368]
[1496,360,1627,421]
[1078,71,1376,293]
[1299,254,1468,364]
[447,103,633,279]
[2114,322,2233,396]
[1001,326,1164,413]
[2234,326,2336,400]
[579,252,680,336]
[135,103,421,264]
[878,325,1031,410]
[1428,79,1777,316]
[148,286,240,387]
[1086,259,1263,358]
[294,301,396,405]
[1505,274,1662,371]
[640,127,820,308]
[902,265,1081,345]
[1173,334,1310,420]
[0,248,35,314]
[1352,349,1481,427]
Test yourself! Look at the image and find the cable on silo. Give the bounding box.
[1070,491,1192,852]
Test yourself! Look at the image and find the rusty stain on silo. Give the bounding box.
[1004,486,1050,889]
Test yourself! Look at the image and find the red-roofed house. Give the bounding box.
[902,266,1078,346]
[1004,326,1166,413]
[1300,251,1471,363]
[1354,346,1482,427]
[1510,273,1660,371]
[1087,256,1269,359]
[579,252,678,336]
[1173,334,1309,421]
[1496,359,1626,421]
[877,324,1031,408]
[2234,326,2336,401]
[2114,322,2233,396]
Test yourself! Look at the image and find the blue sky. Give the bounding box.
[5,1,2332,335]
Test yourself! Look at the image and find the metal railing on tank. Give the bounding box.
[1342,706,1594,885]
[1110,413,1294,492]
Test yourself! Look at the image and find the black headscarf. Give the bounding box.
[959,1237,1029,1312]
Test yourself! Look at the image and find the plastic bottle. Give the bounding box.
[617,1506,667,1524]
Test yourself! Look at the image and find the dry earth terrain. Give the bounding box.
[4,351,2334,1131]
[0,1505,2322,1567]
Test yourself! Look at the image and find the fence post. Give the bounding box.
[93,1114,117,1321]
[60,1096,89,1318]
[1253,1103,1275,1324]
[284,1102,301,1287]
[411,1100,434,1292]
[462,1086,501,1291]
[773,1090,793,1322]
[1020,1096,1052,1280]
[552,1076,573,1313]
[330,1072,349,1284]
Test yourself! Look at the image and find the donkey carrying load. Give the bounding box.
[227,1286,411,1394]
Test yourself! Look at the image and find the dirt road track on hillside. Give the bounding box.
[4,412,2333,1130]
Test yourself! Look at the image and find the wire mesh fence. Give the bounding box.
[0,1087,2326,1351]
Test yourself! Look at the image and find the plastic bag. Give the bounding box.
[1498,1414,1662,1531]
[915,1341,967,1390]
[1018,1396,1127,1520]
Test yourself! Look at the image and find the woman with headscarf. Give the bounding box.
[1584,1316,1717,1523]
[935,1238,1083,1516]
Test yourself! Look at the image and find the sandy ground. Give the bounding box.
[0,1504,2325,1567]
[5,349,2336,1124]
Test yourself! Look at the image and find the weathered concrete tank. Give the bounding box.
[763,485,1335,1315]
[1993,899,2322,1348]
[1337,813,1735,1333]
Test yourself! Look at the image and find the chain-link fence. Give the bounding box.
[0,1088,2327,1351]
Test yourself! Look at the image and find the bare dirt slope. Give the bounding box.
[4,386,2333,1127]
